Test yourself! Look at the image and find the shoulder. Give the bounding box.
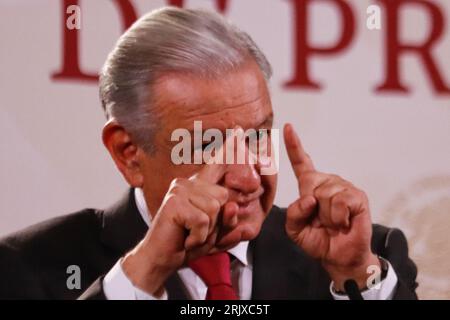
[0,209,103,254]
[0,209,105,299]
[0,208,104,267]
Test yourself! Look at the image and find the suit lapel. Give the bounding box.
[250,228,308,298]
[250,206,332,299]
[166,273,189,299]
[100,189,148,254]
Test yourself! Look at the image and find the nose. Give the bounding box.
[223,163,261,194]
[221,127,262,194]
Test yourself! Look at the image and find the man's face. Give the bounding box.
[139,61,277,242]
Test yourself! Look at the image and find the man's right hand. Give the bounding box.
[121,137,241,297]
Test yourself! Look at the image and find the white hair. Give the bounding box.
[99,7,272,153]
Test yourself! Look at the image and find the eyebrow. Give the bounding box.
[186,113,275,138]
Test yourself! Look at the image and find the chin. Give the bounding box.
[216,199,269,248]
[239,221,263,242]
[236,201,266,241]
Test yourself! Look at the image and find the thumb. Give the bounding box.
[286,195,317,233]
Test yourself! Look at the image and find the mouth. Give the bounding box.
[234,187,265,207]
[230,188,265,217]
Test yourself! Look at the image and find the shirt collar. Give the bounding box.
[134,188,249,266]
[134,188,151,227]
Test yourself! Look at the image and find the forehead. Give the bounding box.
[153,62,273,132]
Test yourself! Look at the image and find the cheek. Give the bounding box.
[260,174,277,212]
[236,197,269,236]
[141,154,192,205]
[238,206,266,241]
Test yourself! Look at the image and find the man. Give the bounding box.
[0,7,417,300]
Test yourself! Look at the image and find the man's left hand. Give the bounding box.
[283,123,380,291]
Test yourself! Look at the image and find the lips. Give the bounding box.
[233,186,265,206]
[238,198,260,215]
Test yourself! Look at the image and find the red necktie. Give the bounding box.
[188,252,238,300]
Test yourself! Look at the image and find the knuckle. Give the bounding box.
[314,188,327,201]
[330,174,341,181]
[287,202,297,216]
[208,199,221,214]
[188,236,202,247]
[346,187,363,201]
[188,173,200,182]
[164,193,179,208]
[172,177,187,187]
[331,193,347,207]
[357,189,368,202]
[217,187,229,203]
[170,185,181,195]
[196,214,210,228]
[170,178,190,195]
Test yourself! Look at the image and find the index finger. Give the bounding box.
[195,126,243,183]
[195,162,227,183]
[283,123,315,179]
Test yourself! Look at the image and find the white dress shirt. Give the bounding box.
[103,188,398,300]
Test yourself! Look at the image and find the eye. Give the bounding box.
[246,129,269,143]
[258,129,269,140]
[194,142,212,151]
[202,142,211,150]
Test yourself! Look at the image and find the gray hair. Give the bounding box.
[99,7,272,153]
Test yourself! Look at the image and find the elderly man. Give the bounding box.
[0,7,417,300]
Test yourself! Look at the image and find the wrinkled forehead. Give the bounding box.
[152,63,273,133]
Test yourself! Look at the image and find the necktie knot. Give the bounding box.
[188,252,238,300]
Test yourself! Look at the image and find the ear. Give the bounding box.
[102,119,144,188]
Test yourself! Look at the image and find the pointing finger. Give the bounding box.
[283,123,315,179]
[195,126,244,183]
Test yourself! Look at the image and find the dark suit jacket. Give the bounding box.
[0,189,418,300]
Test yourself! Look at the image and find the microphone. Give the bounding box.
[344,279,364,300]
